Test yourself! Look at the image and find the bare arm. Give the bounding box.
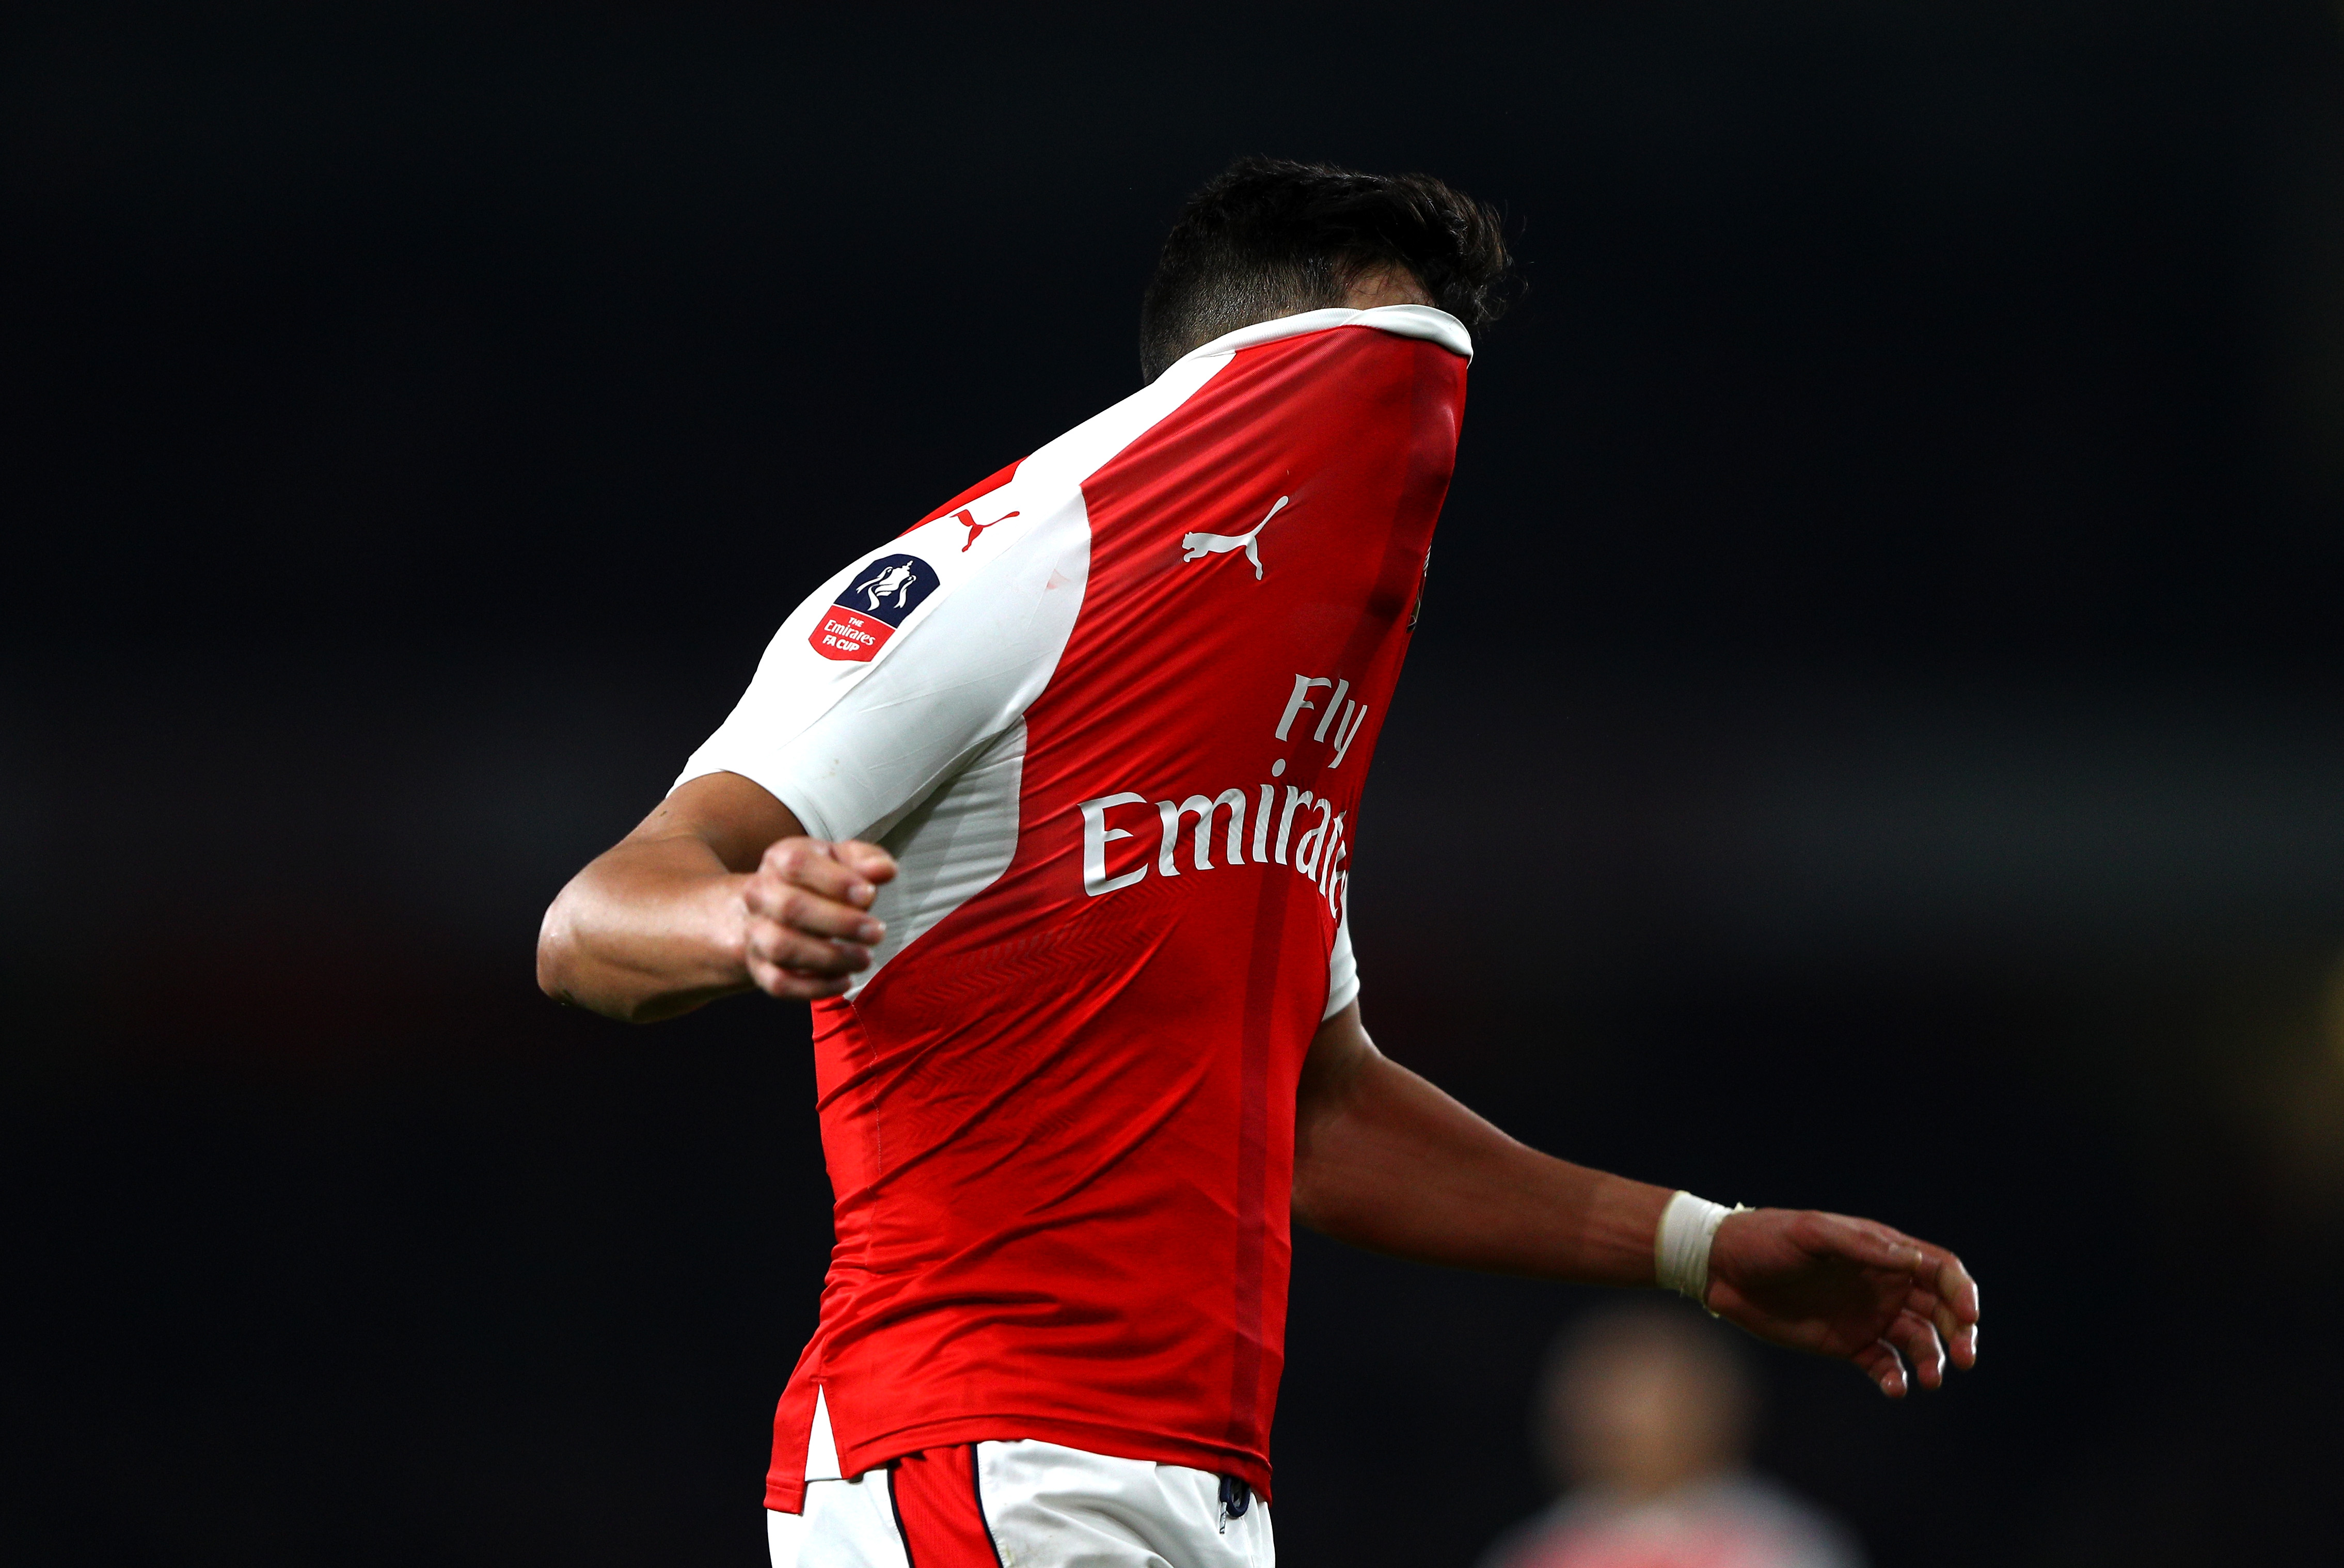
[1292,1003,1673,1285]
[1293,1003,1982,1396]
[535,770,897,1022]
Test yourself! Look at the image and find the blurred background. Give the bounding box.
[7,3,2344,1563]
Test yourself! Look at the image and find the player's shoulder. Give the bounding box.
[800,472,1084,669]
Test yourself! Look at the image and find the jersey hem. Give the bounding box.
[765,1416,1273,1511]
[1172,303,1473,368]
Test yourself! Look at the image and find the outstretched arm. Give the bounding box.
[536,771,897,1022]
[1291,1003,1981,1397]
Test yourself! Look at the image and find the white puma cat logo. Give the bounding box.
[1180,495,1289,581]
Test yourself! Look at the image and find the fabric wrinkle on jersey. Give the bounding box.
[676,304,1472,1514]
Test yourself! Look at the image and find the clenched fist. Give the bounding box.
[739,837,900,1001]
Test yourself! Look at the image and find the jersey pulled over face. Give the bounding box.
[677,305,1472,1510]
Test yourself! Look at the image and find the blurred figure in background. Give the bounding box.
[1482,1306,1865,1568]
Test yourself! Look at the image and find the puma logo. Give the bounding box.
[952,507,1019,552]
[1180,495,1289,581]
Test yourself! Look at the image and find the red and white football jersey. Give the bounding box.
[677,304,1472,1510]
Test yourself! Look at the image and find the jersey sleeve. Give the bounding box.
[1324,912,1358,1020]
[676,478,1088,844]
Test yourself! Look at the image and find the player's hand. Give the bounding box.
[739,837,898,1001]
[1703,1208,1980,1398]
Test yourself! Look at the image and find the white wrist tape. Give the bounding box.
[1654,1191,1735,1303]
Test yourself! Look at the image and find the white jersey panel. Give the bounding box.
[1324,914,1357,1020]
[676,497,1084,847]
[844,718,1026,998]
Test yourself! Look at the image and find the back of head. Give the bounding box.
[1538,1304,1755,1500]
[1137,155,1516,383]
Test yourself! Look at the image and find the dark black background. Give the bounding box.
[8,4,2344,1564]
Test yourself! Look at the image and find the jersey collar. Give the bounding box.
[1174,304,1474,368]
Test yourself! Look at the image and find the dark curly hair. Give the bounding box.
[1137,155,1516,382]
